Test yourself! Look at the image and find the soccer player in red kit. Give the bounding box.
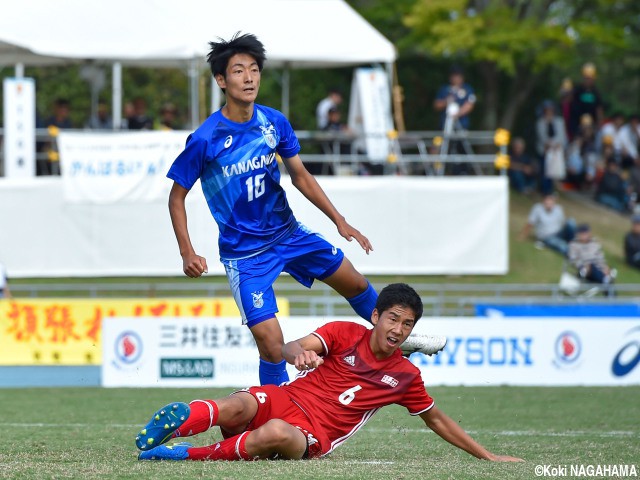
[136,283,522,463]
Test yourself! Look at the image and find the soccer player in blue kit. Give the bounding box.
[167,33,445,386]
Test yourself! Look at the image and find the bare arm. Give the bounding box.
[168,182,208,278]
[282,154,373,254]
[457,100,475,118]
[420,406,523,462]
[282,333,325,371]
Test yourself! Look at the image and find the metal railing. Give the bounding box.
[8,279,640,317]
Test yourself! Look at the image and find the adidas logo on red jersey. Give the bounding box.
[343,355,355,366]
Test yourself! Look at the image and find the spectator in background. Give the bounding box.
[519,193,576,257]
[0,262,10,299]
[536,100,568,194]
[44,98,73,129]
[316,88,343,130]
[433,65,476,131]
[617,114,639,169]
[600,112,635,169]
[627,158,640,212]
[568,224,616,286]
[624,214,640,270]
[569,63,604,138]
[86,100,113,130]
[40,98,73,176]
[127,97,154,130]
[507,137,537,194]
[559,78,573,139]
[566,114,599,190]
[157,103,181,130]
[595,158,630,213]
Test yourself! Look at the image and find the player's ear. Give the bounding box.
[215,74,226,90]
[370,308,379,326]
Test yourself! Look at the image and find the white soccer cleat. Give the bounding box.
[401,334,447,357]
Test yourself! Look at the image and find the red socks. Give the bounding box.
[173,399,219,438]
[187,431,255,461]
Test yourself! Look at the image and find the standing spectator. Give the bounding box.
[569,63,604,138]
[157,103,181,130]
[127,97,154,130]
[600,112,635,169]
[568,224,615,286]
[86,100,113,130]
[617,114,639,169]
[0,261,11,299]
[624,214,640,270]
[507,137,537,194]
[559,78,573,139]
[315,88,343,130]
[44,98,73,129]
[595,158,630,213]
[566,114,599,190]
[536,100,568,194]
[41,98,73,176]
[433,65,476,131]
[519,194,576,256]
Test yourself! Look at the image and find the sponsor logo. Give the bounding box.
[160,358,214,378]
[553,331,581,367]
[260,124,277,149]
[381,374,398,388]
[332,246,338,256]
[411,337,533,367]
[224,135,233,148]
[612,326,640,377]
[343,355,355,366]
[252,291,264,308]
[114,331,143,364]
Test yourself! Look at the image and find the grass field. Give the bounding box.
[0,386,638,479]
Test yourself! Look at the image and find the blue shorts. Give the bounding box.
[223,224,344,328]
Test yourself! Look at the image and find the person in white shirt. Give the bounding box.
[316,89,343,130]
[519,194,576,257]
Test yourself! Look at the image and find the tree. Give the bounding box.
[403,0,635,131]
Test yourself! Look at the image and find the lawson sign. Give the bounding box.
[102,316,640,388]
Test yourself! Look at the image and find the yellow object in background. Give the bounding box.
[0,298,289,365]
[494,128,511,147]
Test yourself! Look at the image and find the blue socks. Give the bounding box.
[347,281,378,324]
[259,358,289,386]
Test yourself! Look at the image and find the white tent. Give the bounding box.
[0,0,397,124]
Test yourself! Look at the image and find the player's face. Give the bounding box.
[217,53,261,105]
[370,305,416,358]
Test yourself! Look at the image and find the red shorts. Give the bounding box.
[233,385,323,459]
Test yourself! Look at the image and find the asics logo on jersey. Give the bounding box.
[259,124,277,149]
[222,153,276,178]
[381,375,398,388]
[224,135,233,148]
[343,355,356,367]
[252,291,264,308]
[332,246,338,255]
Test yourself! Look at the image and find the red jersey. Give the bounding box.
[282,321,434,456]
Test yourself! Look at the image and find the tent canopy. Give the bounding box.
[0,0,396,68]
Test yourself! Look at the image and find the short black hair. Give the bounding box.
[207,32,266,77]
[375,283,423,322]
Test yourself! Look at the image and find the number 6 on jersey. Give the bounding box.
[339,385,362,405]
[246,173,266,202]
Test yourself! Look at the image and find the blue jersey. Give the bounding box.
[435,83,476,129]
[167,104,301,260]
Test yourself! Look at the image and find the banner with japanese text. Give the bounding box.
[58,131,188,203]
[0,298,288,366]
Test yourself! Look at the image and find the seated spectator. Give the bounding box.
[568,224,616,285]
[566,114,599,190]
[157,103,181,130]
[507,137,537,194]
[86,100,113,130]
[127,97,154,130]
[624,214,640,270]
[628,158,640,211]
[44,98,73,129]
[519,194,576,256]
[595,158,631,213]
[323,107,348,132]
[600,112,636,170]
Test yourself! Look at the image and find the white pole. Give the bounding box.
[188,59,199,129]
[282,64,290,118]
[15,63,25,78]
[112,62,122,130]
[211,75,222,113]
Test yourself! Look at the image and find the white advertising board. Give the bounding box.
[102,316,640,388]
[3,78,36,178]
[58,131,188,203]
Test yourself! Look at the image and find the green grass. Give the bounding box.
[0,386,638,479]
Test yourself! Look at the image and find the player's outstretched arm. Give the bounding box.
[282,155,373,254]
[282,334,325,371]
[168,182,208,278]
[419,406,523,462]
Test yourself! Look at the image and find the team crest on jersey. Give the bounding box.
[381,374,398,388]
[252,291,264,308]
[260,124,277,149]
[343,355,356,367]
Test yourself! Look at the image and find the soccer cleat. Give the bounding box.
[401,334,447,357]
[138,442,192,461]
[135,402,190,451]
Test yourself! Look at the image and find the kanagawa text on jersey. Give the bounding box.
[222,152,277,178]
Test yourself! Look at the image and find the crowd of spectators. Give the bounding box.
[508,62,640,216]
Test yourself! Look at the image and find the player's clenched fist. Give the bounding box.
[182,253,208,278]
[294,351,324,372]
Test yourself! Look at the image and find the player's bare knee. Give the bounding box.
[255,419,306,458]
